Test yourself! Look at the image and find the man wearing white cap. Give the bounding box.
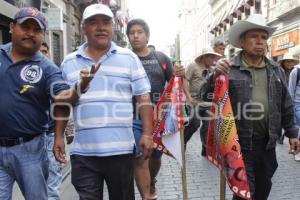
[53,3,153,200]
[184,47,222,154]
[204,14,300,200]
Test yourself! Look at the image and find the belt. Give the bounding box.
[0,136,35,147]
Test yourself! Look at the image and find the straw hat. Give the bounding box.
[279,53,299,63]
[228,14,277,48]
[195,47,222,64]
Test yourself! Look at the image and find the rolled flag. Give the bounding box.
[206,75,251,200]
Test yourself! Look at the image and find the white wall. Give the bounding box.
[178,0,212,65]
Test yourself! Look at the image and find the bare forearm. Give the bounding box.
[54,105,70,138]
[54,88,80,104]
[136,94,153,135]
[54,80,91,104]
[183,78,192,103]
[139,105,153,135]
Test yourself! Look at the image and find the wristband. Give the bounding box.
[142,134,153,140]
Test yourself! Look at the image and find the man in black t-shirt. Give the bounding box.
[127,19,185,200]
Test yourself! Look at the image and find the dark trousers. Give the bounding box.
[233,140,278,200]
[71,154,135,200]
[184,106,209,147]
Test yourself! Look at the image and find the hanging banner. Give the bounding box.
[207,75,251,200]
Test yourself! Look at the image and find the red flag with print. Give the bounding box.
[206,75,251,200]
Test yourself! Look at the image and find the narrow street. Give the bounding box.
[13,133,299,200]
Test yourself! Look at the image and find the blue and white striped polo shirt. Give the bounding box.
[61,42,151,157]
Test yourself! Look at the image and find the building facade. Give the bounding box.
[209,0,262,58]
[177,0,212,65]
[177,0,262,64]
[266,0,300,61]
[0,0,129,65]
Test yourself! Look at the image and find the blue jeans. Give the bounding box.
[47,133,63,200]
[133,120,143,158]
[133,120,162,158]
[0,134,48,200]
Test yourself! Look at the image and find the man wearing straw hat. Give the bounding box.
[287,56,300,161]
[279,53,299,84]
[204,13,300,200]
[277,53,299,144]
[184,47,222,155]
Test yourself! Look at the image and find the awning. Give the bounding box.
[232,0,245,17]
[210,9,227,33]
[211,0,246,33]
[225,0,241,23]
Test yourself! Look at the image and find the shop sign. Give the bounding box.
[271,29,299,57]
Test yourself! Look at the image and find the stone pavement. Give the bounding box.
[13,134,300,200]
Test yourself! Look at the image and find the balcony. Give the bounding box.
[276,0,300,19]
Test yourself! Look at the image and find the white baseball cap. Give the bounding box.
[82,3,114,23]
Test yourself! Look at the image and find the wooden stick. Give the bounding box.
[180,129,188,200]
[220,172,226,200]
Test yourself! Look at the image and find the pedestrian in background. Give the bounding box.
[40,41,64,200]
[126,18,186,200]
[203,13,300,200]
[184,47,222,155]
[277,53,299,144]
[212,39,226,56]
[279,53,299,84]
[147,44,155,51]
[288,56,300,161]
[0,7,69,200]
[53,4,153,200]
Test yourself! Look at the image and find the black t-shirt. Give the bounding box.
[133,51,173,119]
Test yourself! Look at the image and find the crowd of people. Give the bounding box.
[1,3,300,200]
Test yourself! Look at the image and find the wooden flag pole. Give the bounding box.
[220,172,226,200]
[180,129,188,200]
[175,32,188,200]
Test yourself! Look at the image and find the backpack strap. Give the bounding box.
[297,68,300,85]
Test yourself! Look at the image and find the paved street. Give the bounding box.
[13,134,300,200]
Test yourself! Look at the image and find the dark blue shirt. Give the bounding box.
[0,43,70,137]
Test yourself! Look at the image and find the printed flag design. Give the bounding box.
[207,75,251,200]
[152,76,185,166]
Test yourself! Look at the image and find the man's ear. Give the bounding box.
[81,24,86,36]
[239,38,244,49]
[9,22,14,34]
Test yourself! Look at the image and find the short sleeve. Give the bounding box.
[45,64,70,98]
[185,63,196,81]
[163,54,174,82]
[131,54,151,96]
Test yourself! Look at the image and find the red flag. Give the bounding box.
[152,76,185,166]
[207,75,251,199]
